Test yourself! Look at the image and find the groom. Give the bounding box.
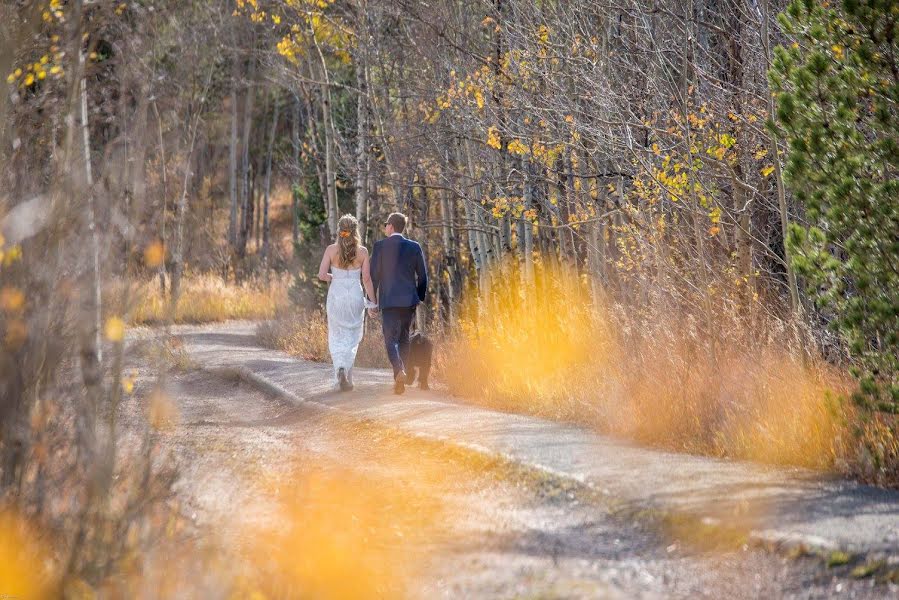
[366,212,428,395]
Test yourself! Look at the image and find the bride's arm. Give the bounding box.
[317,245,333,282]
[361,248,377,303]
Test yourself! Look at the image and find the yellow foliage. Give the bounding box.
[0,286,25,312]
[443,257,852,471]
[143,240,165,268]
[105,316,126,342]
[0,511,57,597]
[506,138,529,155]
[486,125,501,149]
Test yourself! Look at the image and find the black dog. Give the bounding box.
[406,332,433,390]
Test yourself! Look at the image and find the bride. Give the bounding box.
[317,214,378,391]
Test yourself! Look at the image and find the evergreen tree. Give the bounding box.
[770,0,898,411]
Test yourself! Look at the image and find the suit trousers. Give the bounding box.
[381,306,416,378]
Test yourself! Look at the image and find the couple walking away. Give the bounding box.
[318,212,428,395]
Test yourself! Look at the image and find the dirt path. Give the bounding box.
[121,324,895,598]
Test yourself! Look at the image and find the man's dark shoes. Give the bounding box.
[394,370,407,395]
[338,368,353,392]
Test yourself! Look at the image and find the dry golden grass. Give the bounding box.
[107,273,289,325]
[258,309,390,369]
[439,259,885,479]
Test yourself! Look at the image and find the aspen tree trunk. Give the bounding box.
[262,95,279,265]
[79,48,102,369]
[238,59,256,257]
[75,41,103,472]
[462,139,491,274]
[169,111,201,314]
[152,100,168,296]
[300,82,330,237]
[521,154,535,282]
[291,96,301,250]
[760,0,801,318]
[228,57,240,249]
[354,15,370,235]
[308,45,339,237]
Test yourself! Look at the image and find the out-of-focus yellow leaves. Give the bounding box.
[148,389,178,430]
[122,377,135,394]
[0,511,56,597]
[1,244,21,266]
[486,125,501,149]
[761,165,775,178]
[507,138,529,155]
[0,287,25,312]
[104,316,126,342]
[4,319,27,349]
[23,73,34,86]
[144,241,165,268]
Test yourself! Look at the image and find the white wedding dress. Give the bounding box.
[326,266,365,386]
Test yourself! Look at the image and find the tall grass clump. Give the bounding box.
[108,272,289,325]
[441,259,868,477]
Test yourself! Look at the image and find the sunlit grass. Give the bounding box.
[441,259,862,473]
[107,273,289,325]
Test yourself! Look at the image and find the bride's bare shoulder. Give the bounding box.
[357,245,369,256]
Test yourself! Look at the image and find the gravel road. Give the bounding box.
[121,334,894,598]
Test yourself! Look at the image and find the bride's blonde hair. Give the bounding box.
[336,214,361,268]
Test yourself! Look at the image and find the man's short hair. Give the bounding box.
[386,212,407,233]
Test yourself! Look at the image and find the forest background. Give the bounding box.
[0,0,896,591]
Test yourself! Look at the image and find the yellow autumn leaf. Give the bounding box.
[0,287,25,312]
[761,165,775,178]
[486,126,501,150]
[104,317,126,342]
[143,241,165,268]
[2,245,21,266]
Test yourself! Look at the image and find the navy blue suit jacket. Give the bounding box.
[370,235,428,309]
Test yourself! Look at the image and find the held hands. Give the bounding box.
[364,296,379,318]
